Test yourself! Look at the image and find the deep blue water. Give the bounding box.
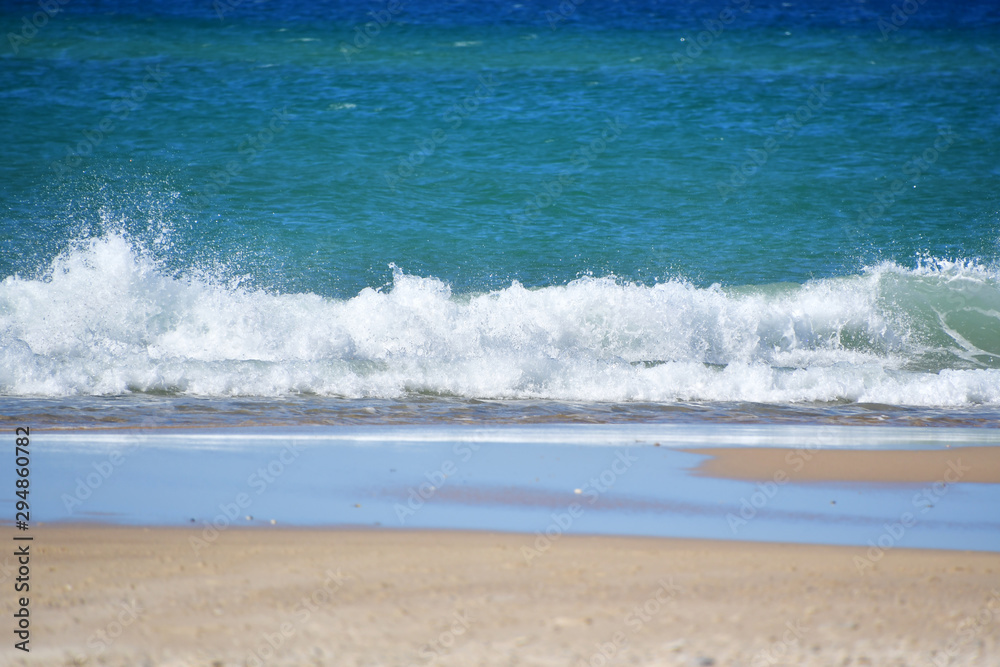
[1,0,999,425]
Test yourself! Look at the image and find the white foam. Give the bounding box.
[1,234,999,405]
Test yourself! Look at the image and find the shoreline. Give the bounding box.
[26,426,1000,552]
[25,519,1000,554]
[13,525,1000,666]
[6,395,1000,432]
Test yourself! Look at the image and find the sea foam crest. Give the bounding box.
[1,234,999,405]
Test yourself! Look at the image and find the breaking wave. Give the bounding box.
[2,233,999,406]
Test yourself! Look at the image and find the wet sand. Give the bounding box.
[6,525,999,666]
[685,445,1000,483]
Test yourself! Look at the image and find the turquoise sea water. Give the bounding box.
[2,0,999,427]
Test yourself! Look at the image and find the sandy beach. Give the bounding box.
[5,525,998,667]
[8,431,1000,665]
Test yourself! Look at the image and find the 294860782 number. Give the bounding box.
[15,427,29,528]
[13,426,32,653]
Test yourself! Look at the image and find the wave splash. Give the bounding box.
[2,234,999,405]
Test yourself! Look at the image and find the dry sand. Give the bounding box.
[4,525,999,667]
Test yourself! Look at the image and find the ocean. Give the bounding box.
[2,0,999,430]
